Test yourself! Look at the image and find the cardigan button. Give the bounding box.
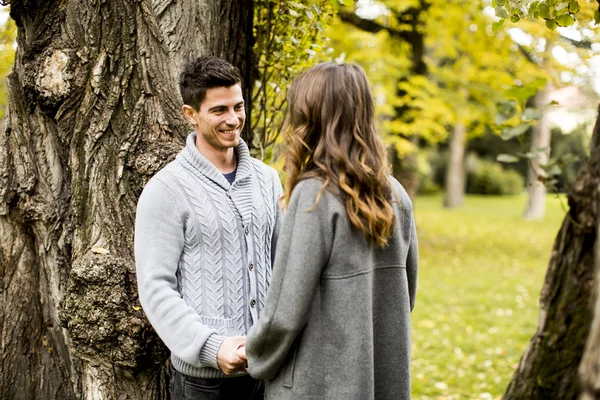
[250,299,256,308]
[249,263,253,271]
[244,226,249,235]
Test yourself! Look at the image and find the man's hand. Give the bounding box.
[217,336,247,375]
[236,344,247,361]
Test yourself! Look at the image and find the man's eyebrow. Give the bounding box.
[208,105,227,112]
[207,101,244,112]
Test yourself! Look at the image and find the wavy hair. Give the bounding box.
[281,63,395,247]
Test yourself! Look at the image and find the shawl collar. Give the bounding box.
[177,132,255,228]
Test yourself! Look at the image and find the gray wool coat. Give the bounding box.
[245,177,418,400]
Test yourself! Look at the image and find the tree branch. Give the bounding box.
[518,44,537,64]
[559,35,592,50]
[338,10,413,43]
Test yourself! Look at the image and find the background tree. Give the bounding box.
[493,10,599,219]
[492,0,600,397]
[331,0,544,204]
[423,0,543,208]
[337,0,430,198]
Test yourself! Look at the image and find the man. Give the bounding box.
[135,56,281,399]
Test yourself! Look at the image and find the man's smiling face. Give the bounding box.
[184,84,245,153]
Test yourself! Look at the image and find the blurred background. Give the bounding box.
[2,1,599,398]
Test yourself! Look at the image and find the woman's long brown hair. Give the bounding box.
[281,63,395,247]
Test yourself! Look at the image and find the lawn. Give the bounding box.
[411,194,567,400]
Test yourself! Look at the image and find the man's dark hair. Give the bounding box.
[179,56,242,111]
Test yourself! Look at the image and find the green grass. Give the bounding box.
[411,194,567,400]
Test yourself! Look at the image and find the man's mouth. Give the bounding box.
[220,128,238,135]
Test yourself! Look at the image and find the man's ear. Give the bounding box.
[182,105,197,125]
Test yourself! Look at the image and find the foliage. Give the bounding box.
[0,10,16,120]
[412,194,566,398]
[252,0,334,162]
[325,16,415,155]
[493,78,548,143]
[492,0,600,193]
[467,158,525,195]
[329,0,548,159]
[493,0,600,30]
[550,124,590,188]
[422,0,545,141]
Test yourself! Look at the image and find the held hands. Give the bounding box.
[217,336,248,375]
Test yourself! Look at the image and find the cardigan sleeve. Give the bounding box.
[245,179,333,380]
[135,177,224,370]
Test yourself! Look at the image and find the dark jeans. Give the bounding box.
[172,368,264,400]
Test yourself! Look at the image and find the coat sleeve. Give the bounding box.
[135,177,224,370]
[245,180,333,380]
[270,167,283,263]
[391,176,418,312]
[406,210,418,312]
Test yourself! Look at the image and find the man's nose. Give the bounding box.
[225,109,239,125]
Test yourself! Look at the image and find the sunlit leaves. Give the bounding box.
[0,10,16,120]
[497,154,520,163]
[555,14,575,27]
[496,6,510,19]
[501,123,532,139]
[422,0,547,146]
[494,0,598,27]
[386,135,416,158]
[495,100,518,124]
[545,19,559,30]
[504,78,547,101]
[493,78,548,143]
[252,0,334,161]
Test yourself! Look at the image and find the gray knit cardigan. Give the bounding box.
[246,178,418,399]
[135,133,282,378]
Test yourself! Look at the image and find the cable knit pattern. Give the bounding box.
[135,133,282,379]
[254,166,273,311]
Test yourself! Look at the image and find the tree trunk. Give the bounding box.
[578,105,600,399]
[0,1,254,399]
[443,123,466,209]
[503,104,600,399]
[523,87,551,220]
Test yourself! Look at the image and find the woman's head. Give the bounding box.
[282,63,395,247]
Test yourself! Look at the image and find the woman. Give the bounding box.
[240,63,418,399]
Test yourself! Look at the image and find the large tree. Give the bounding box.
[496,1,600,397]
[0,1,254,399]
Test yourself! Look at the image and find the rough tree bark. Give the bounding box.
[503,104,600,399]
[443,122,466,209]
[0,1,254,399]
[523,86,551,221]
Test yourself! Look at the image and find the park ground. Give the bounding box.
[411,194,567,399]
